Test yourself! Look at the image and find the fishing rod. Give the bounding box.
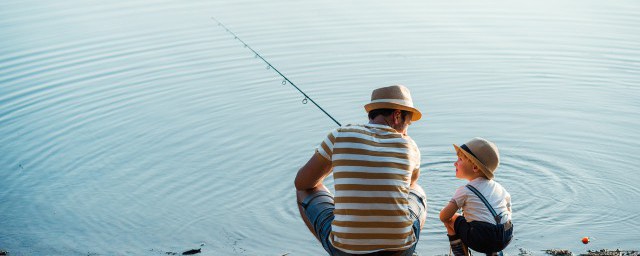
[211,17,342,127]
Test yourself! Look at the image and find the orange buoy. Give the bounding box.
[582,237,590,244]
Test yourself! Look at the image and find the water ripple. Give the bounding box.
[2,0,640,254]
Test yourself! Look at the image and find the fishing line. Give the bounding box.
[211,17,342,127]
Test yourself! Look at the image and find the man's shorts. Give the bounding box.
[453,216,513,254]
[300,189,427,256]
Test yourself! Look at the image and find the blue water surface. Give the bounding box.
[1,0,639,255]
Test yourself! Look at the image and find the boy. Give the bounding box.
[439,137,513,256]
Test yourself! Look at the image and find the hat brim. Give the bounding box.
[364,102,422,121]
[453,144,494,179]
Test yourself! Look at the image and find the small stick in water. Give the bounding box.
[182,248,201,255]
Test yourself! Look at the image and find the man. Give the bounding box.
[295,85,427,256]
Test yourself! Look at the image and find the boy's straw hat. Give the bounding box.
[364,85,422,121]
[453,137,500,179]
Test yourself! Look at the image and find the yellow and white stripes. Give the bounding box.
[316,124,421,254]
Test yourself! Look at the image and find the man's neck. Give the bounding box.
[369,116,391,126]
[369,117,406,135]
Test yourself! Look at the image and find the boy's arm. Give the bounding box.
[439,201,460,223]
[294,152,333,190]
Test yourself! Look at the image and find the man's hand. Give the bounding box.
[294,152,333,190]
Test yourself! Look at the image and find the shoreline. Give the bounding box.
[0,248,638,256]
[536,249,639,256]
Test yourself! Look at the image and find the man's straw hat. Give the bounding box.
[364,85,422,121]
[453,137,500,179]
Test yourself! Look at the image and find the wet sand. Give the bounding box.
[525,249,639,256]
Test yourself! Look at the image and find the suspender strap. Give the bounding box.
[466,184,502,224]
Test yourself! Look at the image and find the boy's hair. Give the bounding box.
[368,108,411,120]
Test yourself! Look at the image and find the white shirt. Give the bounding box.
[451,177,512,224]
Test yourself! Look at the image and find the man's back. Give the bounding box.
[316,123,421,253]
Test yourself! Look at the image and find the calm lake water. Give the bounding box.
[1,0,639,255]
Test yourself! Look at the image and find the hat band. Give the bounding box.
[460,144,479,160]
[369,98,414,107]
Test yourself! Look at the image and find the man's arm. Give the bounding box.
[294,152,333,190]
[410,168,420,188]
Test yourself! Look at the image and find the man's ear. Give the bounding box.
[395,110,402,124]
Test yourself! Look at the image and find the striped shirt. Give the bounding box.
[316,123,421,254]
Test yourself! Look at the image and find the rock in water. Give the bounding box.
[182,248,201,255]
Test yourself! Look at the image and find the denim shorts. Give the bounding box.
[301,189,427,256]
[454,216,513,254]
